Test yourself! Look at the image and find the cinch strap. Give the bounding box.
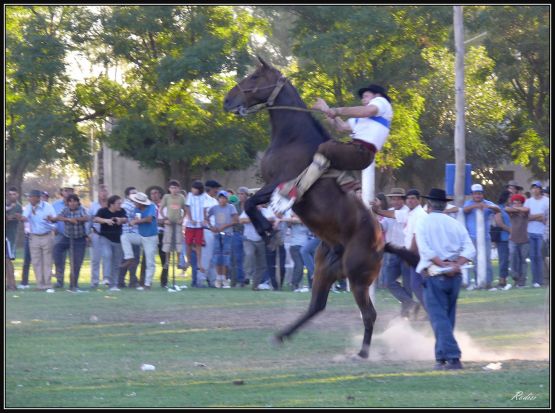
[355,116,391,129]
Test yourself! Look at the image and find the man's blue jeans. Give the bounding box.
[53,233,69,287]
[289,245,305,289]
[509,240,528,285]
[410,267,426,310]
[423,274,462,362]
[528,233,544,285]
[53,236,87,289]
[496,240,510,279]
[383,252,413,306]
[230,232,245,285]
[264,244,286,289]
[301,237,320,289]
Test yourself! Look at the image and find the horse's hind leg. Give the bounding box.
[344,239,382,359]
[350,282,377,358]
[274,242,340,343]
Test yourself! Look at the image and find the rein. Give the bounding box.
[236,75,324,116]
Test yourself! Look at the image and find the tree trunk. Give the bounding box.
[6,159,28,193]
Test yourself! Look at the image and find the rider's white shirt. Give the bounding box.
[347,96,393,151]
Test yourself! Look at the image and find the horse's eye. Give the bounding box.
[251,75,258,80]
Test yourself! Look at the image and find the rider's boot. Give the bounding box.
[271,153,330,213]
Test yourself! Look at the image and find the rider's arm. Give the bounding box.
[327,104,379,119]
[328,116,353,133]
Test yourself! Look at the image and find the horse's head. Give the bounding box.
[223,56,286,116]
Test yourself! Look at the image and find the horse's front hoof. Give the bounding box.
[269,334,285,347]
[357,350,369,359]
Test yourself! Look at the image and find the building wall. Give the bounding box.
[93,145,264,198]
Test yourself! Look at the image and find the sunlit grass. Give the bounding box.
[6,256,550,408]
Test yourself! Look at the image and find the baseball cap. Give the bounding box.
[531,180,543,189]
[471,184,484,192]
[217,190,229,198]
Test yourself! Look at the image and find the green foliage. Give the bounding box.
[512,129,549,172]
[5,6,92,189]
[466,5,549,177]
[96,5,269,184]
[6,5,549,188]
[395,44,518,188]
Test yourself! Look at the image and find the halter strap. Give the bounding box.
[237,76,288,115]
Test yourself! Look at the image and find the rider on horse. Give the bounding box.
[272,84,393,212]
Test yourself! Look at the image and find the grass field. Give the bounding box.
[5,258,551,408]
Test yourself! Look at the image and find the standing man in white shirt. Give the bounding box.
[18,189,57,291]
[524,181,549,287]
[415,188,476,371]
[372,188,428,312]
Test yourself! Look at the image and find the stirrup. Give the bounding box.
[270,184,297,213]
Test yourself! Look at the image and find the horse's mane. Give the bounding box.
[281,76,332,143]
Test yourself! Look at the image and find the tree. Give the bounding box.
[94,5,270,186]
[466,5,550,178]
[5,5,104,191]
[394,44,517,190]
[255,5,454,183]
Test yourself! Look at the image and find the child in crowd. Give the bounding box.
[185,180,207,273]
[206,191,238,288]
[160,180,187,267]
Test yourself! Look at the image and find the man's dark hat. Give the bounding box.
[357,84,391,103]
[27,189,42,197]
[422,188,453,202]
[405,188,420,198]
[205,180,222,188]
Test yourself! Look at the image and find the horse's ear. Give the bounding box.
[257,55,271,68]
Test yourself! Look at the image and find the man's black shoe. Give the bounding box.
[433,360,446,370]
[444,359,463,370]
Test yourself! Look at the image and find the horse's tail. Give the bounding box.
[384,242,420,268]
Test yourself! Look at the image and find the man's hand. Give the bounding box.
[311,98,330,113]
[446,262,461,276]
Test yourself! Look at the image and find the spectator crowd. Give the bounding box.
[5,178,550,299]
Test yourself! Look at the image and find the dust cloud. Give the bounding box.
[340,317,549,362]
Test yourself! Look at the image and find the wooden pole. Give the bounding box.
[453,5,466,211]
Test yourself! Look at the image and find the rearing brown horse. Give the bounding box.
[223,57,384,358]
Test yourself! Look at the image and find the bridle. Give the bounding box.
[234,75,322,116]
